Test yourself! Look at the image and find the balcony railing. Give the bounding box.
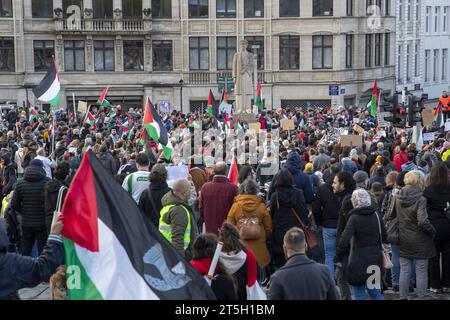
[186,71,270,85]
[60,18,145,32]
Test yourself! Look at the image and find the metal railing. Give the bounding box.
[61,19,144,32]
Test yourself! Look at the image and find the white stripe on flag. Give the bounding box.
[38,76,60,102]
[74,219,160,300]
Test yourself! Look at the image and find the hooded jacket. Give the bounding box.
[269,152,314,204]
[160,191,198,260]
[1,153,17,196]
[139,181,171,228]
[335,206,386,285]
[395,185,436,259]
[11,166,50,228]
[227,194,272,267]
[423,186,450,241]
[44,179,68,234]
[0,220,64,300]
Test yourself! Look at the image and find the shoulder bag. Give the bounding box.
[375,212,393,269]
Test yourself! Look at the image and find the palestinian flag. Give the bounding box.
[219,89,228,113]
[255,80,263,112]
[32,60,62,108]
[228,156,238,185]
[29,107,38,123]
[97,87,112,108]
[368,80,378,118]
[224,112,234,130]
[143,97,173,160]
[434,101,444,127]
[61,150,216,300]
[207,90,219,118]
[85,112,96,129]
[121,120,131,134]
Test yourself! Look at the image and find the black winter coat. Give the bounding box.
[0,220,64,300]
[138,181,171,228]
[2,161,17,196]
[269,186,307,265]
[335,190,354,246]
[423,186,450,241]
[44,179,68,234]
[312,182,339,229]
[335,206,386,286]
[11,166,50,228]
[98,152,117,175]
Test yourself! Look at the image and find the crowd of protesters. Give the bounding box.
[1,99,450,301]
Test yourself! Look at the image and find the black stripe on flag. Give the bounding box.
[149,103,169,146]
[32,62,57,98]
[87,151,216,300]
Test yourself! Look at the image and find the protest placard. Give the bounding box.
[422,109,435,127]
[248,122,261,134]
[282,119,295,131]
[353,124,365,134]
[78,101,88,114]
[445,121,450,132]
[422,132,436,141]
[159,101,171,113]
[340,135,364,147]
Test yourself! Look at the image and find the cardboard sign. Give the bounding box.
[159,101,171,113]
[423,132,436,141]
[282,119,295,131]
[78,101,88,113]
[422,109,435,127]
[236,113,258,123]
[340,135,363,147]
[353,124,365,134]
[377,112,390,128]
[248,122,261,134]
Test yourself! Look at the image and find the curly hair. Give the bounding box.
[219,222,246,253]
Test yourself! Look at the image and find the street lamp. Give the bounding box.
[179,79,184,111]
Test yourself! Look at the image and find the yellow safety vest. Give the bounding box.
[159,204,191,250]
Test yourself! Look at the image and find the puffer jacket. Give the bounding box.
[160,191,198,260]
[395,185,436,259]
[11,166,50,228]
[423,186,450,241]
[335,206,386,286]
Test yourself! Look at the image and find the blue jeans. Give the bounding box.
[391,245,415,286]
[322,227,337,280]
[352,286,384,300]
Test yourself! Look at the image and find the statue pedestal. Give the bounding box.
[234,94,253,114]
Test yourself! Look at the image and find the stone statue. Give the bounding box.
[232,39,255,113]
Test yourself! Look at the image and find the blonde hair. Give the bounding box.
[404,171,424,191]
[385,171,399,187]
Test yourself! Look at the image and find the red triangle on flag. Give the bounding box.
[228,157,238,185]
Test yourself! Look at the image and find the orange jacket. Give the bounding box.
[440,96,450,111]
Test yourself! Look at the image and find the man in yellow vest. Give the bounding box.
[159,179,198,259]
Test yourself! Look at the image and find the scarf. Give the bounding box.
[190,258,217,276]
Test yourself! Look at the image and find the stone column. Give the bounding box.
[86,35,94,72]
[115,35,124,72]
[144,34,152,72]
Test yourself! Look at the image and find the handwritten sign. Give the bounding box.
[282,119,295,131]
[78,101,88,114]
[422,109,435,127]
[353,124,365,134]
[423,132,436,141]
[340,135,364,147]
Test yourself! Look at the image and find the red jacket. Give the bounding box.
[393,151,408,172]
[199,176,238,235]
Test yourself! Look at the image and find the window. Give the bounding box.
[426,7,431,33]
[279,36,299,70]
[433,49,439,81]
[345,35,353,68]
[64,40,85,72]
[153,40,173,71]
[122,0,142,19]
[443,49,448,81]
[375,33,382,66]
[397,45,402,83]
[34,40,54,72]
[245,36,264,69]
[407,0,411,21]
[424,49,430,82]
[0,0,12,17]
[415,0,419,21]
[217,37,236,70]
[63,0,83,18]
[152,0,172,18]
[313,0,333,16]
[94,40,114,71]
[244,0,264,18]
[384,33,390,65]
[365,34,373,67]
[280,0,299,17]
[312,35,332,69]
[399,0,403,21]
[123,41,144,71]
[0,37,14,71]
[93,0,113,19]
[217,0,236,18]
[385,0,390,16]
[444,7,448,33]
[32,0,53,18]
[346,0,353,16]
[406,44,411,82]
[189,0,208,18]
[435,7,440,33]
[189,37,209,70]
[414,43,419,77]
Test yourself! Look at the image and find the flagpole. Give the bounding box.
[72,92,77,123]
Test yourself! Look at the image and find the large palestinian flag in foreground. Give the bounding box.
[32,61,61,107]
[142,97,173,160]
[61,150,216,300]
